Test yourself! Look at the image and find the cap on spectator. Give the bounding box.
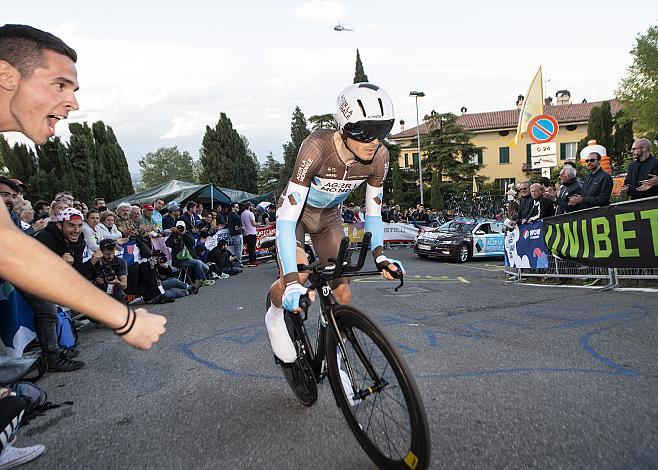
[99,239,117,251]
[142,203,154,210]
[175,220,186,228]
[9,179,29,193]
[168,201,180,212]
[56,207,83,222]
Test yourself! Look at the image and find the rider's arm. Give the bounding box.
[364,183,385,259]
[364,147,389,259]
[276,137,323,286]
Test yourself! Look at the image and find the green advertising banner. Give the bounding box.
[542,196,658,268]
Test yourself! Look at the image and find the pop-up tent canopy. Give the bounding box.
[107,180,273,209]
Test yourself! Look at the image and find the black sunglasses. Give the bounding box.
[585,158,598,163]
[343,119,394,143]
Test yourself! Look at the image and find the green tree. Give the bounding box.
[67,122,97,203]
[200,112,257,192]
[308,113,335,131]
[430,170,443,210]
[278,106,310,193]
[612,110,634,169]
[0,135,7,175]
[92,121,133,201]
[240,135,259,193]
[139,146,194,188]
[192,157,204,183]
[577,101,616,162]
[2,137,36,184]
[385,141,403,205]
[420,111,482,208]
[617,23,658,137]
[258,151,283,194]
[31,137,72,201]
[354,49,369,83]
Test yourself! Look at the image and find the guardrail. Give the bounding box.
[504,253,657,290]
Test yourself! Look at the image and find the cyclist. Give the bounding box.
[266,82,404,363]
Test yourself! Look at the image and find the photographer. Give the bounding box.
[208,239,243,276]
[139,250,198,303]
[165,221,214,286]
[92,239,128,302]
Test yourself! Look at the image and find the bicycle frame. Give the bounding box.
[288,233,402,397]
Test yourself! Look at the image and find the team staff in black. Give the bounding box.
[622,138,658,199]
[568,152,613,209]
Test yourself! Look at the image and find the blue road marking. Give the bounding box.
[179,306,646,381]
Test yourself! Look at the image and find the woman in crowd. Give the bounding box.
[82,209,102,252]
[97,210,127,243]
[49,199,69,220]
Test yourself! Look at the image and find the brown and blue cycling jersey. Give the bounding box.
[276,129,388,281]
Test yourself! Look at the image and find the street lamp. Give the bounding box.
[409,91,425,205]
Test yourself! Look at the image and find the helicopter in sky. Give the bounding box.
[334,20,354,32]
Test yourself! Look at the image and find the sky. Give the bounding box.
[3,0,656,178]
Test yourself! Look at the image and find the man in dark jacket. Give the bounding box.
[29,208,94,371]
[227,203,244,267]
[515,182,533,224]
[165,221,212,285]
[549,166,583,214]
[524,183,555,222]
[623,138,658,199]
[208,239,243,276]
[568,152,613,209]
[162,202,181,233]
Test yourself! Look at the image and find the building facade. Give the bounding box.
[390,97,621,189]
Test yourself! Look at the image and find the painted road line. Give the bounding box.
[353,275,470,284]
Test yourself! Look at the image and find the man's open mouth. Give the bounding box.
[47,115,66,134]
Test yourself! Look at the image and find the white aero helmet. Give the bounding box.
[334,83,395,142]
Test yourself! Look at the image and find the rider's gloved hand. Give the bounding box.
[375,255,405,279]
[282,282,308,312]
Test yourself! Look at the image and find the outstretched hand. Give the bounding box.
[120,308,167,349]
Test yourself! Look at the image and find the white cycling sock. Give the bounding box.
[265,304,296,363]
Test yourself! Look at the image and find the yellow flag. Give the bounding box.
[510,66,544,147]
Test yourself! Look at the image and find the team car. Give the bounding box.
[413,217,505,262]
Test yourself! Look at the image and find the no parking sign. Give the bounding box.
[527,115,559,144]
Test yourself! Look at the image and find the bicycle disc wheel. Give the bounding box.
[266,295,317,406]
[326,305,430,469]
[281,311,318,406]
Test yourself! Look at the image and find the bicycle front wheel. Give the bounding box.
[326,305,431,469]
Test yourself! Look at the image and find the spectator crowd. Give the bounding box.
[0,179,279,377]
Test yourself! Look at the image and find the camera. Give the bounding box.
[97,264,116,283]
[176,225,186,233]
[150,254,167,265]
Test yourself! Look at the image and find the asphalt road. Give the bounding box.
[21,249,658,469]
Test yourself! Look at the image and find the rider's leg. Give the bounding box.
[266,245,309,362]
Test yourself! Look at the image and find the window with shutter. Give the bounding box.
[499,147,510,164]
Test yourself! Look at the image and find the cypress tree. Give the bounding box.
[106,126,134,197]
[240,135,260,193]
[32,137,72,201]
[3,138,36,183]
[200,112,246,189]
[354,49,369,83]
[278,107,310,194]
[68,122,97,203]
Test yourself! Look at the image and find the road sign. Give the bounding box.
[531,154,558,169]
[541,167,551,178]
[530,142,556,157]
[527,115,559,144]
